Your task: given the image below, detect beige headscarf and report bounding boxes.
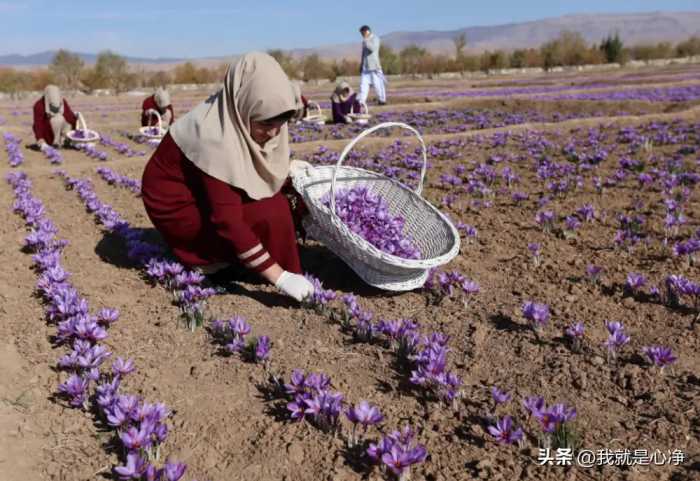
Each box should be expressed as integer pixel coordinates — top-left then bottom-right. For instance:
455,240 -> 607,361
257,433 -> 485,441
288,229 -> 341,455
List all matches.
331,81 -> 354,103
44,85 -> 64,116
154,88 -> 171,109
169,52 -> 300,200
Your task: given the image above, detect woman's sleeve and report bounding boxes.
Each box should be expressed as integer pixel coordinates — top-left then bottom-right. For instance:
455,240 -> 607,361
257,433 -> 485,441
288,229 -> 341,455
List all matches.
33,100 -> 49,142
199,172 -> 275,273
331,100 -> 343,123
63,101 -> 78,129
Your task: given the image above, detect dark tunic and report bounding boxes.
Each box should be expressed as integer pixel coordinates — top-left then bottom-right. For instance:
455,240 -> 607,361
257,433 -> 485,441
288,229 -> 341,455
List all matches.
331,93 -> 361,123
141,95 -> 175,127
32,97 -> 77,145
141,133 -> 302,274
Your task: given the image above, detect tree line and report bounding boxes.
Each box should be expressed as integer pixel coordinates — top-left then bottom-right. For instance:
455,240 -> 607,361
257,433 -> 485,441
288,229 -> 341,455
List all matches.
1,32 -> 699,95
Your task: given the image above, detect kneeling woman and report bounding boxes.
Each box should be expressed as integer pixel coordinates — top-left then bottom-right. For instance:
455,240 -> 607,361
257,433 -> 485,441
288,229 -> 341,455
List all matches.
141,53 -> 314,301
141,87 -> 175,128
33,85 -> 78,148
330,81 -> 361,124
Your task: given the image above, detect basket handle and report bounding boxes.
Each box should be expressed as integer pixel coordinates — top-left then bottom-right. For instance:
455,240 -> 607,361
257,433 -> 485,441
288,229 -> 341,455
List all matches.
329,121 -> 427,221
146,109 -> 162,130
77,112 -> 87,131
307,101 -> 321,117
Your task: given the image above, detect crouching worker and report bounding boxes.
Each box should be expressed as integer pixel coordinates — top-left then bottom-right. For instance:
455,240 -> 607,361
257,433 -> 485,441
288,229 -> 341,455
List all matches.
32,85 -> 78,149
142,87 -> 175,128
330,81 -> 361,124
141,52 -> 315,302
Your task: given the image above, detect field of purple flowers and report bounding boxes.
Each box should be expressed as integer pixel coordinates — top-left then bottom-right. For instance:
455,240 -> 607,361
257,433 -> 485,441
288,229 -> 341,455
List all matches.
0,65 -> 699,481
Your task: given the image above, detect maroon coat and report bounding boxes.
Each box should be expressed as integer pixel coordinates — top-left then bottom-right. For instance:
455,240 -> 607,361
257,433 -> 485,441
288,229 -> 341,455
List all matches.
32,97 -> 77,145
141,133 -> 302,274
141,95 -> 175,127
301,95 -> 309,118
331,93 -> 361,123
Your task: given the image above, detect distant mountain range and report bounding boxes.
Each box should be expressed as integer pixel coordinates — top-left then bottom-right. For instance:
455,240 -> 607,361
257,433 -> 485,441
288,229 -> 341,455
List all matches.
2,11 -> 699,67
0,51 -> 182,67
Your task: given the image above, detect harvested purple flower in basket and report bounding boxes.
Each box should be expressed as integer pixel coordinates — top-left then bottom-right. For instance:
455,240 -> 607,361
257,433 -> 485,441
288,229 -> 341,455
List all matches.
321,186 -> 421,259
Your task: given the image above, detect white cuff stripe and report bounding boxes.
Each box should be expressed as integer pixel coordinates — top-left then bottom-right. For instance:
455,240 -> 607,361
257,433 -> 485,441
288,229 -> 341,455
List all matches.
238,244 -> 263,261
245,252 -> 270,268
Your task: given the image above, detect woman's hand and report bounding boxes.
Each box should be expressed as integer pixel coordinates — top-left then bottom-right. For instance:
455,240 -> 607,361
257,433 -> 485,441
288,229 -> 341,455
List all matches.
274,271 -> 315,302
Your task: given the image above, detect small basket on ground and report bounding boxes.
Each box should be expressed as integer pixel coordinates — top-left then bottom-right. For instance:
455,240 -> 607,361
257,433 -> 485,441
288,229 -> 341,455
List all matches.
139,109 -> 167,140
300,101 -> 326,125
347,101 -> 371,125
66,113 -> 100,146
290,121 -> 460,291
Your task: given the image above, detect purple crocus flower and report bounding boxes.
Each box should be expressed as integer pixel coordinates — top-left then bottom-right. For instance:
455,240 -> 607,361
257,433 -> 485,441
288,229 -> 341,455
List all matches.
604,321 -> 630,360
565,322 -> 585,351
119,425 -> 152,451
535,403 -> 577,433
586,264 -> 603,283
345,400 -> 384,427
535,210 -> 556,231
626,272 -> 647,293
57,374 -> 89,408
487,416 -> 523,445
96,307 -> 120,325
228,316 -> 251,337
381,444 -> 428,477
112,357 -> 136,377
491,386 -> 511,405
255,336 -> 271,361
522,301 -> 550,329
528,243 -> 541,266
163,461 -> 187,481
642,345 -> 677,369
114,453 -> 147,480
522,396 -> 545,418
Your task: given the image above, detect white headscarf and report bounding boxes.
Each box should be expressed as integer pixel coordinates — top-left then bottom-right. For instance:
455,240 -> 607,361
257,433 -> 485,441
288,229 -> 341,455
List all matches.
169,52 -> 301,200
154,88 -> 171,110
331,81 -> 354,103
44,85 -> 64,116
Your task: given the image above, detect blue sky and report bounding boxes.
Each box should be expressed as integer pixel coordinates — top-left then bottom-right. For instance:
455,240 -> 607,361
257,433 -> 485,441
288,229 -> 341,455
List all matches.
2,0 -> 698,57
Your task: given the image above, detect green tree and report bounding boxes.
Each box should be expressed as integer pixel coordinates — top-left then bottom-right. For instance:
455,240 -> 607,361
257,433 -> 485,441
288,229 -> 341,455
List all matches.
510,49 -> 527,68
676,36 -> 700,57
541,30 -> 589,70
399,45 -> 427,74
453,33 -> 467,61
480,50 -> 508,72
600,32 -> 624,63
92,50 -> 130,92
300,54 -> 330,81
0,68 -> 29,96
379,45 -> 400,75
267,49 -> 299,79
50,49 -> 84,89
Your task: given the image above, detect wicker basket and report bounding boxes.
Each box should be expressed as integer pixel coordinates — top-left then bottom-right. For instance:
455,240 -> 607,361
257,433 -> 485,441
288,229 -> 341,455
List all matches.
66,113 -> 100,145
301,101 -> 326,125
291,122 -> 460,291
347,101 -> 370,125
139,109 -> 167,139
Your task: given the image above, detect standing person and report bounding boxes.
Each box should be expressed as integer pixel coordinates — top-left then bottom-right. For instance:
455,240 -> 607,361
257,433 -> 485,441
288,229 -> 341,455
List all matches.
32,85 -> 78,149
141,87 -> 175,128
358,25 -> 386,106
141,52 -> 315,302
330,80 -> 361,124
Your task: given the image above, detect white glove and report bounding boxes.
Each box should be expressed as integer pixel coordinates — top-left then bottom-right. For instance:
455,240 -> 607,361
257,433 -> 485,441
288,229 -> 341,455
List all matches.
344,115 -> 352,124
289,159 -> 314,176
274,271 -> 315,302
